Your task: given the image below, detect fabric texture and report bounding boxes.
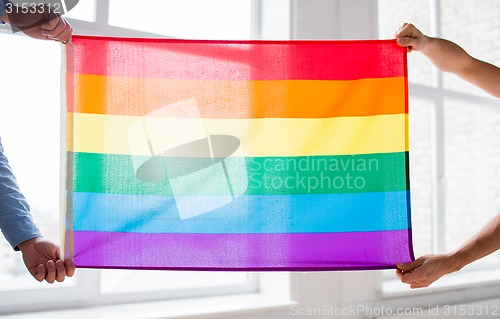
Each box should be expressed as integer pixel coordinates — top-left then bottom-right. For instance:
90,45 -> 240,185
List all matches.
0,137 -> 42,250
64,36 -> 414,270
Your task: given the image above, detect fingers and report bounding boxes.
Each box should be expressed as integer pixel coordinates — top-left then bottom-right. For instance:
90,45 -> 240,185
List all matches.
46,259 -> 72,283
394,22 -> 409,37
394,23 -> 424,52
397,38 -> 415,53
396,258 -> 430,288
48,24 -> 72,43
54,260 -> 76,282
33,264 -> 46,282
394,22 -> 414,38
57,26 -> 73,43
41,17 -> 72,42
22,239 -> 76,284
399,268 -> 420,283
65,259 -> 76,277
403,274 -> 432,289
396,37 -> 412,47
397,262 -> 434,288
396,258 -> 424,272
55,260 -> 67,282
41,15 -> 60,31
33,259 -> 76,284
395,268 -> 404,281
45,260 -> 57,284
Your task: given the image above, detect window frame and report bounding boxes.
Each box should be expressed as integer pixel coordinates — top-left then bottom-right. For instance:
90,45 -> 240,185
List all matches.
407,0 -> 500,255
378,0 -> 500,296
4,0 -> 499,315
0,0 -> 284,314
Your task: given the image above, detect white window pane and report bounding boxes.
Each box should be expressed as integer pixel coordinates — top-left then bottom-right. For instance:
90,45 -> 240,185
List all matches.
377,0 -> 434,86
443,99 -> 500,264
381,99 -> 433,283
441,0 -> 500,97
0,34 -> 75,291
65,0 -> 96,22
408,98 -> 433,258
109,0 -> 252,39
101,270 -> 251,294
104,2 -> 256,297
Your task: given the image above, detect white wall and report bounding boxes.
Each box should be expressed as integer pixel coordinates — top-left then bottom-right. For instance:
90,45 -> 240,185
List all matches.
292,0 -> 377,39
263,2 -> 500,319
276,1 -> 383,317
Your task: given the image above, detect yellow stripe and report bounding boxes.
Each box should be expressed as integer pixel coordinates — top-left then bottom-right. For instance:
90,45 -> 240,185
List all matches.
71,113 -> 408,157
74,74 -> 406,118
66,112 -> 74,152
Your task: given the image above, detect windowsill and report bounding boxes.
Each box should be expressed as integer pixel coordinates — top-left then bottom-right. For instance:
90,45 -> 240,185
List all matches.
381,267 -> 500,298
0,293 -> 296,319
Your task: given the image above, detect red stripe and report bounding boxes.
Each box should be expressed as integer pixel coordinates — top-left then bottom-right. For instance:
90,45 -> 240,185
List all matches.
71,36 -> 406,81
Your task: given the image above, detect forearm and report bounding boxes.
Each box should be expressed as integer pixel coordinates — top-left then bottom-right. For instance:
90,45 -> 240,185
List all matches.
420,37 -> 475,74
449,214 -> 500,270
421,37 -> 500,97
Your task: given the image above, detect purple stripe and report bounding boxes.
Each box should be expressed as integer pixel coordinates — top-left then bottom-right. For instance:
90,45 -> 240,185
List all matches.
73,230 -> 413,271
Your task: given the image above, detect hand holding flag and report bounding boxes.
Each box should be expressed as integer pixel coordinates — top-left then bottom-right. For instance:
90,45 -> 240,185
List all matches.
19,238 -> 75,283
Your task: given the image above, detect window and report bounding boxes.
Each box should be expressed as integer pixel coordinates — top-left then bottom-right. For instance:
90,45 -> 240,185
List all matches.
378,0 -> 500,284
0,0 -> 260,314
64,0 -> 96,22
108,0 -> 252,39
378,0 -> 433,87
0,33 -> 71,292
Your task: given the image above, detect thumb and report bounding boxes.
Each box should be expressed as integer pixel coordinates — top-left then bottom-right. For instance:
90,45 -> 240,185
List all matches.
396,258 -> 424,272
397,37 -> 415,47
396,37 -> 416,48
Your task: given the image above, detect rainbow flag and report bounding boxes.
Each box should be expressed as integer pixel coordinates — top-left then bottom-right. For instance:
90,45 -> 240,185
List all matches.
63,36 -> 414,270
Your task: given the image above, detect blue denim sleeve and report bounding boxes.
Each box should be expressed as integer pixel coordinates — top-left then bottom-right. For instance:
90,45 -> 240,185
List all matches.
0,137 -> 42,250
0,1 -> 6,18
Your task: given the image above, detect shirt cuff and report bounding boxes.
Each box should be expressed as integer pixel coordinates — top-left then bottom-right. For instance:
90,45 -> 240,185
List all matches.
2,216 -> 43,251
0,1 -> 6,23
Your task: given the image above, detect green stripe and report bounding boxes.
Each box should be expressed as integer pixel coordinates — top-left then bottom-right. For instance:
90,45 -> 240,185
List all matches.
73,152 -> 408,196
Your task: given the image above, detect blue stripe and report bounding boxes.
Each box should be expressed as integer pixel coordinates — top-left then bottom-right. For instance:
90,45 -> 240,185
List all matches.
72,191 -> 410,233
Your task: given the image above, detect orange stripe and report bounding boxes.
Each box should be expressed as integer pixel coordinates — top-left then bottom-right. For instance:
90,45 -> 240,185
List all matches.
73,74 -> 406,118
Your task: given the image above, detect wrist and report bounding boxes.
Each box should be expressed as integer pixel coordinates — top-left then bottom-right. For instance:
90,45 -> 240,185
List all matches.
417,35 -> 433,53
17,237 -> 42,252
1,11 -> 9,24
446,250 -> 468,272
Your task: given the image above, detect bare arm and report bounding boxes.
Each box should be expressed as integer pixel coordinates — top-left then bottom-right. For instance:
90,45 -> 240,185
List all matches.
395,23 -> 500,98
450,213 -> 500,269
397,214 -> 500,288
